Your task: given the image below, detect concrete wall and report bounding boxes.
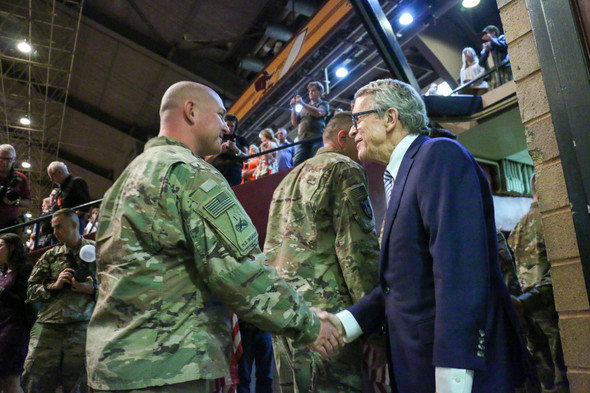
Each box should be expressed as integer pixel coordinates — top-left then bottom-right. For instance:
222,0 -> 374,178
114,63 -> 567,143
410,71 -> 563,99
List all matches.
497,0 -> 590,391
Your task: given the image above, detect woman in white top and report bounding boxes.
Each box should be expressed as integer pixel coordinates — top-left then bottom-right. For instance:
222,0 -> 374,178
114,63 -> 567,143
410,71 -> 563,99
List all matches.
460,47 -> 488,90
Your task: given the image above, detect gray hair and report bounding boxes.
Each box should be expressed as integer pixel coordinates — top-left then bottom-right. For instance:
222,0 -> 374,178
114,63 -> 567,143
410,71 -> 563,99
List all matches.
354,79 -> 429,135
0,144 -> 16,157
47,161 -> 68,174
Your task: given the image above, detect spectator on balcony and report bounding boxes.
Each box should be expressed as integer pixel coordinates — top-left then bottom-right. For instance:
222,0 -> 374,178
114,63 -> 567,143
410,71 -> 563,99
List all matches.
461,47 -> 488,90
290,81 -> 329,166
480,25 -> 512,88
47,161 -> 91,234
242,145 -> 260,183
0,144 -> 32,230
276,128 -> 295,171
256,140 -> 279,179
209,114 -> 249,186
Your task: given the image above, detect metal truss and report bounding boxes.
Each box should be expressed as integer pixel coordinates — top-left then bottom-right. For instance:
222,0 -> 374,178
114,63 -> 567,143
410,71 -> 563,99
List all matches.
0,0 -> 84,213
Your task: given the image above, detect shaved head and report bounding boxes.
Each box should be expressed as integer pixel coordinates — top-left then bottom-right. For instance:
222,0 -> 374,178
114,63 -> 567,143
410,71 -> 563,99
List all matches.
160,81 -> 213,117
158,81 -> 228,156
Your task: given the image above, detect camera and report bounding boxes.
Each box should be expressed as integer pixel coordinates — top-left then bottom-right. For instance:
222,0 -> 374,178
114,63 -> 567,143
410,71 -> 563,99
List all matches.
0,185 -> 19,202
73,265 -> 91,282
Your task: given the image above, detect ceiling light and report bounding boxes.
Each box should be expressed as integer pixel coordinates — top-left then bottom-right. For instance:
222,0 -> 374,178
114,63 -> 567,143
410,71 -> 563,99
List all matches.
335,67 -> 348,78
399,12 -> 413,26
27,228 -> 32,234
17,41 -> 32,53
20,117 -> 31,125
25,213 -> 33,218
21,161 -> 31,169
462,0 -> 480,7
295,104 -> 303,113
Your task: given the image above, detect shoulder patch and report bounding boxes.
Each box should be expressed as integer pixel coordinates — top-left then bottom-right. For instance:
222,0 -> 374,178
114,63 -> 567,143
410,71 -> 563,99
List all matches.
204,190 -> 235,218
349,184 -> 368,200
200,179 -> 217,192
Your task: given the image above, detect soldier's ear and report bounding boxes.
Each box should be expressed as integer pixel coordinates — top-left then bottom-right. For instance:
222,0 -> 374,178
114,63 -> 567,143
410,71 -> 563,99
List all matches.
183,101 -> 195,125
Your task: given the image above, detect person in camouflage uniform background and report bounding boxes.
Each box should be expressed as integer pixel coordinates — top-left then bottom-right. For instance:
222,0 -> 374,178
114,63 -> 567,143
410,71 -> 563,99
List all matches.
264,111 -> 381,393
508,174 -> 569,393
23,208 -> 97,393
86,82 -> 341,393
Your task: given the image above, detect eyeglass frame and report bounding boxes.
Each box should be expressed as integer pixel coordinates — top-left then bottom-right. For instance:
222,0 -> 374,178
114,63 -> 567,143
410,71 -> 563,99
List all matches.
351,108 -> 387,130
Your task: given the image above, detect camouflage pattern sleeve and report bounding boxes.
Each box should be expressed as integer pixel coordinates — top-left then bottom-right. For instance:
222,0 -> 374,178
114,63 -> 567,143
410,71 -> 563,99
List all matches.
496,231 -> 522,296
328,163 -> 379,303
27,250 -> 54,302
176,165 -> 320,346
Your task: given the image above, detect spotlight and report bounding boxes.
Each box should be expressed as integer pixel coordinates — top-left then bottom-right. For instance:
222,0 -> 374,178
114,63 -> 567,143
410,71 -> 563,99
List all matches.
335,67 -> 348,78
399,12 -> 413,26
462,0 -> 480,7
26,228 -> 32,234
20,117 -> 31,125
17,41 -> 32,53
21,161 -> 31,168
25,213 -> 33,218
295,104 -> 303,113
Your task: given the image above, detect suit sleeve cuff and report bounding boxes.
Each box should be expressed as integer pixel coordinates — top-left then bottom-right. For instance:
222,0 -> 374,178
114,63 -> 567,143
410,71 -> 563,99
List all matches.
336,310 -> 363,343
435,367 -> 474,393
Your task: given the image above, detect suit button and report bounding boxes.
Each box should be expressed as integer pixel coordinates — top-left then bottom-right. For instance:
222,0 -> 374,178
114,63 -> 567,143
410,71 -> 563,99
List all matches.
383,286 -> 390,294
477,350 -> 485,358
478,344 -> 485,350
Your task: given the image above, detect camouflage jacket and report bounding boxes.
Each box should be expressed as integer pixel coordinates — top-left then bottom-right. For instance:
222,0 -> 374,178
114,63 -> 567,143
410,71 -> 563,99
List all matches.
508,202 -> 555,317
87,136 -> 319,390
264,147 -> 380,313
27,238 -> 96,324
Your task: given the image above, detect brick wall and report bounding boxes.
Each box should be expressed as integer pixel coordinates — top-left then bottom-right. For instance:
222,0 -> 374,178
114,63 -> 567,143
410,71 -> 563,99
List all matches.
497,0 -> 590,391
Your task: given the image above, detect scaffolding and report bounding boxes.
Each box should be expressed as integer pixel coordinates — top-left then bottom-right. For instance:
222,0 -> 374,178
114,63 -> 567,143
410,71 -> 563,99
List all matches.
0,0 -> 84,215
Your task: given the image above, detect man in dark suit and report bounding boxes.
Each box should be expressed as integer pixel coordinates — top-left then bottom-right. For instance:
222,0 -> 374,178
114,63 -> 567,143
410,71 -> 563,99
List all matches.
326,79 -> 529,393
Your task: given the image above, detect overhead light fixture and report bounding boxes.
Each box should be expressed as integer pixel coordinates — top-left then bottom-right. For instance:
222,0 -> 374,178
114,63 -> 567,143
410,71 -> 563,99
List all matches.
26,228 -> 32,234
21,161 -> 31,169
17,41 -> 32,53
399,12 -> 413,26
25,212 -> 33,218
294,104 -> 303,113
335,67 -> 348,78
20,117 -> 31,125
462,0 -> 480,7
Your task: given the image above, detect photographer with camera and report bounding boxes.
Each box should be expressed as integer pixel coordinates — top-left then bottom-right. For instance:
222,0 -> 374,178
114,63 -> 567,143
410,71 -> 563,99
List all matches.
0,144 -> 32,230
23,208 -> 96,393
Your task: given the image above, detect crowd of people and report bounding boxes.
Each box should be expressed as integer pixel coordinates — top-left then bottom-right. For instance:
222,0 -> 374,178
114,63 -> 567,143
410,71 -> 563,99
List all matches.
0,25 -> 568,393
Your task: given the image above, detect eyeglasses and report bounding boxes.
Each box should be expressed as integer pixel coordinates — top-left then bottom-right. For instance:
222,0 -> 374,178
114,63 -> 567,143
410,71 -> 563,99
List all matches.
351,109 -> 383,130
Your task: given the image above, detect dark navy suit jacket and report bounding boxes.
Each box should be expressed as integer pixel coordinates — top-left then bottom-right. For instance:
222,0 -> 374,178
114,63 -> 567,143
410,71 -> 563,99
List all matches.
349,135 -> 527,393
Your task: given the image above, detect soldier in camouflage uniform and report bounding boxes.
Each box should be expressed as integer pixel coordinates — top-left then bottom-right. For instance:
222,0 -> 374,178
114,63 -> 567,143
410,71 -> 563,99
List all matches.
508,174 -> 569,393
23,208 -> 97,393
264,111 -> 380,393
86,82 -> 340,393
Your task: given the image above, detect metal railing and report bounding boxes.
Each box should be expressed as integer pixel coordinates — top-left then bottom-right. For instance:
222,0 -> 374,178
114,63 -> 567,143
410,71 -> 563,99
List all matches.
0,199 -> 103,250
450,59 -> 512,96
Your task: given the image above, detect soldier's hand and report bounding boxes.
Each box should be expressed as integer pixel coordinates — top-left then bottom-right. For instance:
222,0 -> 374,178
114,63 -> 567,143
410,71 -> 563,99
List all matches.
71,275 -> 96,294
307,308 -> 344,358
290,97 -> 297,107
48,268 -> 74,290
294,95 -> 302,104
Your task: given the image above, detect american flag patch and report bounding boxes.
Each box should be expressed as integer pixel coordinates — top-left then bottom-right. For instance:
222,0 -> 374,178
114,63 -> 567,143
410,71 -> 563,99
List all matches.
350,184 -> 368,200
204,191 -> 234,218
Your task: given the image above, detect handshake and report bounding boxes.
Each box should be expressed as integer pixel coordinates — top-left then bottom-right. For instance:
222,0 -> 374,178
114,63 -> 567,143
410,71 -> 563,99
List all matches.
307,308 -> 345,358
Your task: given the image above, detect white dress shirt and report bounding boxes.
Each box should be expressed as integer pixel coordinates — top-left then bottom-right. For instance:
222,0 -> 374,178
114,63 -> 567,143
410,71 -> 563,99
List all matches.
336,133 -> 474,393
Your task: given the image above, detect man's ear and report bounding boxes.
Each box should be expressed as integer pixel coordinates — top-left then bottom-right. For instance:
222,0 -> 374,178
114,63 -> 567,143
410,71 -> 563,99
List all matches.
337,129 -> 348,147
183,100 -> 195,125
384,107 -> 399,133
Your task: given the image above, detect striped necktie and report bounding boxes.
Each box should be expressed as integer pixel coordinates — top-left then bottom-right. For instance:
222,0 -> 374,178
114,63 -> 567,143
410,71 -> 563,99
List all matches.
383,169 -> 393,206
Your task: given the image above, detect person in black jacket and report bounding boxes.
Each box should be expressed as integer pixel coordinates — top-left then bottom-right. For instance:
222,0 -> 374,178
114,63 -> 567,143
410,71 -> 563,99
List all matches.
0,233 -> 34,393
47,161 -> 91,234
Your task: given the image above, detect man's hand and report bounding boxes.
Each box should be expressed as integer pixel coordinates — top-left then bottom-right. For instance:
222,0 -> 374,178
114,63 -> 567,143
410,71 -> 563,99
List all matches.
71,275 -> 96,294
47,268 -> 74,290
307,308 -> 344,358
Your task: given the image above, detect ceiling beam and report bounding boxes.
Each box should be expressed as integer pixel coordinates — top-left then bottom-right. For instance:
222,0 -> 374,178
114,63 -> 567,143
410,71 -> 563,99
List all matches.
58,149 -> 114,181
80,3 -> 246,100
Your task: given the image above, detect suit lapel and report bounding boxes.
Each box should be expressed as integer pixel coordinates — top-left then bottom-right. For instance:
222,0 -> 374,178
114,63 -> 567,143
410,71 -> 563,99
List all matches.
381,135 -> 429,252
